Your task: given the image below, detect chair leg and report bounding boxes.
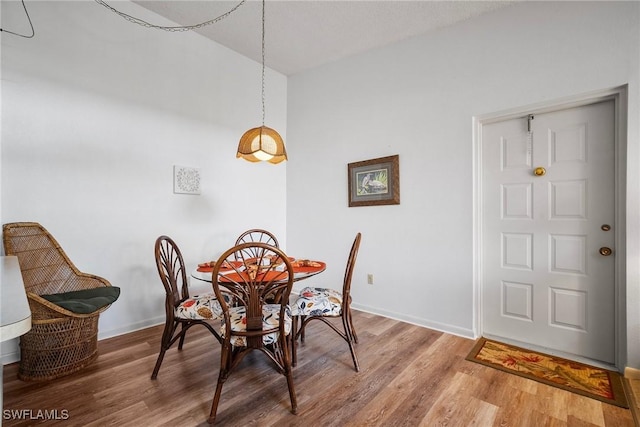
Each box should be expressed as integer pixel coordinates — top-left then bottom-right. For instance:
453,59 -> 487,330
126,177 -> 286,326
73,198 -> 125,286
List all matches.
291,316 -> 298,367
346,338 -> 360,372
285,365 -> 298,414
177,323 -> 187,350
151,320 -> 178,379
342,311 -> 359,372
150,348 -> 167,380
280,335 -> 297,414
208,344 -> 232,424
208,375 -> 226,424
207,372 -> 225,424
348,309 -> 358,344
299,315 -> 307,343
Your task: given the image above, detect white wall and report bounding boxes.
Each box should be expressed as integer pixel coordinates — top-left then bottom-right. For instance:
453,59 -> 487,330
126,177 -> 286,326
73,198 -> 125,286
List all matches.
2,0 -> 639,372
0,1 -> 288,362
286,1 -> 640,367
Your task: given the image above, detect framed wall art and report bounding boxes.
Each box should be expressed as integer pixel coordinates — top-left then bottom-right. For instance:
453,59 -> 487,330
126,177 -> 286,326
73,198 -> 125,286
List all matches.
173,165 -> 201,195
348,155 -> 400,207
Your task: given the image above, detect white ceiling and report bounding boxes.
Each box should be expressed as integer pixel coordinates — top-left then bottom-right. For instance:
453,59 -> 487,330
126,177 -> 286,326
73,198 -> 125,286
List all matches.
131,0 -> 516,75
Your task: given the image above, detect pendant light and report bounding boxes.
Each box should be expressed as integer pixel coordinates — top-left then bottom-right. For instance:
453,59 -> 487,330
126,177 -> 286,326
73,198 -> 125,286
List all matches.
236,0 -> 287,164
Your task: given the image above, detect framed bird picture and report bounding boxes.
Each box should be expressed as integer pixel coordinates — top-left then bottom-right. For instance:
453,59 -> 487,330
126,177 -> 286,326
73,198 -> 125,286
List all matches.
348,155 -> 400,207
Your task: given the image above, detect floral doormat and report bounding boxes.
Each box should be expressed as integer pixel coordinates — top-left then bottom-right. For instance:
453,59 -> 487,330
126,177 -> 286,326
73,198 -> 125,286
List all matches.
466,337 -> 628,408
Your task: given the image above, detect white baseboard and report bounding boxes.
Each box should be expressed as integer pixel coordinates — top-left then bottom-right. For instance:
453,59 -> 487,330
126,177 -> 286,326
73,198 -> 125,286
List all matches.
97,316 -> 165,341
350,302 -> 475,339
1,347 -> 20,366
625,366 -> 640,379
3,304 -> 475,366
289,290 -> 475,339
2,316 -> 166,366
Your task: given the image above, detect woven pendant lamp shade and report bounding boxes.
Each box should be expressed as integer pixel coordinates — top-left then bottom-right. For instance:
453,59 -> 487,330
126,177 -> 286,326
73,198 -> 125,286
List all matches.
237,126 -> 288,164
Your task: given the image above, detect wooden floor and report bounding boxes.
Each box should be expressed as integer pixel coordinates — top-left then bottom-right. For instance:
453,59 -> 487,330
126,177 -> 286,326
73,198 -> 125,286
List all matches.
2,310 -> 636,426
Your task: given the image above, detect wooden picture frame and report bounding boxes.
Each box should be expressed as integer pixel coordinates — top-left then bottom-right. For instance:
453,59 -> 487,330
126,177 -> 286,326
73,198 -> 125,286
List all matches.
348,155 -> 400,207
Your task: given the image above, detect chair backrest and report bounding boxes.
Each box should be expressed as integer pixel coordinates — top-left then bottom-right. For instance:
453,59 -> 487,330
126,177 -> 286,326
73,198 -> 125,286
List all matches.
341,232 -> 362,311
3,222 -> 81,295
211,242 -> 294,348
234,229 -> 279,260
154,236 -> 189,312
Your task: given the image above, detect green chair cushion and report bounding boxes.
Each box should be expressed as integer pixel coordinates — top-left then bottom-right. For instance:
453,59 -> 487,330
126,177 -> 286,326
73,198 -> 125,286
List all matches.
41,287 -> 120,314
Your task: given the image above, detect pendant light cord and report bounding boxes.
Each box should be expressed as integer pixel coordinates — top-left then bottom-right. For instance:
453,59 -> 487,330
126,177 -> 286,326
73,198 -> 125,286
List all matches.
0,0 -> 35,38
261,0 -> 266,127
0,1 -> 246,38
95,0 -> 246,32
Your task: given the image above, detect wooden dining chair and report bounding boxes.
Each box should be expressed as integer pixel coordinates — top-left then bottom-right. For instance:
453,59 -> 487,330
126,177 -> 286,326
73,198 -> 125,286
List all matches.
234,229 -> 279,260
151,235 -> 223,379
291,232 -> 362,372
208,242 -> 296,424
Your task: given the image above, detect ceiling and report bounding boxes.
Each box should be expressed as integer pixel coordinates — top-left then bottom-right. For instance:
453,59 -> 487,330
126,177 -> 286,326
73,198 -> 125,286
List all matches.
131,1 -> 517,75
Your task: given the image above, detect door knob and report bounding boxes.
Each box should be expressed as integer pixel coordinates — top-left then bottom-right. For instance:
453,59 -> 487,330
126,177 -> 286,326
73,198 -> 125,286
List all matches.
599,247 -> 613,256
533,167 -> 546,176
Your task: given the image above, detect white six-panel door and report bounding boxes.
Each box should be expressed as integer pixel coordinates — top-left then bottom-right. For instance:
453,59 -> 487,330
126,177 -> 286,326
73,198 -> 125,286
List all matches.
481,100 -> 616,364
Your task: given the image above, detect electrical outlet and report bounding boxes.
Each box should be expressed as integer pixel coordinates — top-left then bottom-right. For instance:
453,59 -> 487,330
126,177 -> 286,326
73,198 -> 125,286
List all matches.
367,274 -> 374,285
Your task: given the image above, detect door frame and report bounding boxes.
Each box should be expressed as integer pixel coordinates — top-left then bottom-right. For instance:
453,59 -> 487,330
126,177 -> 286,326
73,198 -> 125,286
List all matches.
472,85 -> 628,369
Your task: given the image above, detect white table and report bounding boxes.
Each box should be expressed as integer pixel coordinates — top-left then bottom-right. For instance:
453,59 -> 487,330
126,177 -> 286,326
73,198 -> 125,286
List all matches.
1,256 -> 31,342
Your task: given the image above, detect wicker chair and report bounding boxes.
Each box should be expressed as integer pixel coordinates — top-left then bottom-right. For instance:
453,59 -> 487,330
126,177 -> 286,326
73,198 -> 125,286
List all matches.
208,242 -> 296,424
2,222 -> 119,381
151,235 -> 222,379
233,229 -> 279,260
291,232 -> 362,371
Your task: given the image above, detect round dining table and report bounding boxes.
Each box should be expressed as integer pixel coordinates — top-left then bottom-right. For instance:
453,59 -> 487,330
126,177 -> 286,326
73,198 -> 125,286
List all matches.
190,258 -> 326,284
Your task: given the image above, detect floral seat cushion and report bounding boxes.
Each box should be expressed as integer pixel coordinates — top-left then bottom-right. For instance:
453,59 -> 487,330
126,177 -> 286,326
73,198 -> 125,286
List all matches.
223,304 -> 292,346
175,293 -> 223,320
292,287 -> 343,317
